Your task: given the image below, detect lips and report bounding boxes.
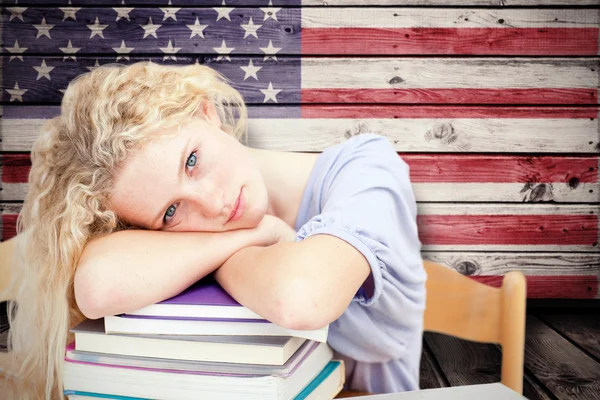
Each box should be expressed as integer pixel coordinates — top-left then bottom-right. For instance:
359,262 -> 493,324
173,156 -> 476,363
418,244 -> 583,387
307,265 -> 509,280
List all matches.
227,188 -> 243,223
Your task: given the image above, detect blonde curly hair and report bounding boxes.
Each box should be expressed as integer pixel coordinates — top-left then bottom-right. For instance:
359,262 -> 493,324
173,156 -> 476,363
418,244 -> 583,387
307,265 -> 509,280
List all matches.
4,61 -> 248,399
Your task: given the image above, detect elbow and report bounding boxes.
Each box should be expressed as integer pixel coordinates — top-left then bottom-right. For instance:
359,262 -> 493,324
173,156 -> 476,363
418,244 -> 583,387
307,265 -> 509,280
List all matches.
269,278 -> 338,331
74,268 -> 103,319
74,257 -> 118,320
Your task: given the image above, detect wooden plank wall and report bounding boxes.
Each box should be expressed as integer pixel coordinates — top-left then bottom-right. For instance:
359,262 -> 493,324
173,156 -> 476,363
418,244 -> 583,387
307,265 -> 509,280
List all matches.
1,1 -> 599,298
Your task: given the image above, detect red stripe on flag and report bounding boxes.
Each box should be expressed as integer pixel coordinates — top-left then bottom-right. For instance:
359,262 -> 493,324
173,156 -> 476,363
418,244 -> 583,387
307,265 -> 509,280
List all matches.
404,155 -> 598,184
300,106 -> 599,119
301,28 -> 599,55
2,214 -> 18,242
417,214 -> 598,246
472,275 -> 599,299
301,88 -> 598,104
2,154 -> 597,185
1,154 -> 31,183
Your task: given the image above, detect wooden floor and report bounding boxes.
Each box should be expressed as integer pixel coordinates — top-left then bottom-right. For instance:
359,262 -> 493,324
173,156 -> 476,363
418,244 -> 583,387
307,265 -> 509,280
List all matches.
1,304 -> 599,399
421,310 -> 600,400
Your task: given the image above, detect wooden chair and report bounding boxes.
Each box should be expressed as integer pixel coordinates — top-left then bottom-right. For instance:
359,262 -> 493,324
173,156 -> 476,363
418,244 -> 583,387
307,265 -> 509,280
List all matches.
339,261 -> 526,398
0,237 -> 17,303
0,237 -> 18,385
423,260 -> 526,394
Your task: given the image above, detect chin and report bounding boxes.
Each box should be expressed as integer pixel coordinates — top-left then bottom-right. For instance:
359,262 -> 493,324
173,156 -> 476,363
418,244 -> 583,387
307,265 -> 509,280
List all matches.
241,206 -> 266,229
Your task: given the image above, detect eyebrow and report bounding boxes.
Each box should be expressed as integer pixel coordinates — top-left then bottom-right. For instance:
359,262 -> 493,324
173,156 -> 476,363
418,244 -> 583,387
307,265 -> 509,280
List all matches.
150,137 -> 191,229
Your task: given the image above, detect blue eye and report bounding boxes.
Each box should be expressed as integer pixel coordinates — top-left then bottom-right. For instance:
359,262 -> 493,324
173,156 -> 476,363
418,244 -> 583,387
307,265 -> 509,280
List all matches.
187,152 -> 197,169
164,204 -> 177,223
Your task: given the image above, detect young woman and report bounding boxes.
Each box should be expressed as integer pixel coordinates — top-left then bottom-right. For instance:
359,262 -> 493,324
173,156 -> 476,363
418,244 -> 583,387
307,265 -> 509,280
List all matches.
6,61 -> 426,399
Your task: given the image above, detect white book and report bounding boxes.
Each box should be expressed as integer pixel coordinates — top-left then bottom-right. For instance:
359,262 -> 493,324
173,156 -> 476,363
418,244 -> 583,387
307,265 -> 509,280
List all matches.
104,315 -> 329,343
72,318 -> 306,366
64,342 -> 335,400
64,360 -> 344,400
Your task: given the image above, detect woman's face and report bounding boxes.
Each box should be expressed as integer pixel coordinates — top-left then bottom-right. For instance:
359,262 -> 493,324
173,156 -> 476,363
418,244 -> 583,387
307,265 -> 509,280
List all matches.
110,109 -> 268,232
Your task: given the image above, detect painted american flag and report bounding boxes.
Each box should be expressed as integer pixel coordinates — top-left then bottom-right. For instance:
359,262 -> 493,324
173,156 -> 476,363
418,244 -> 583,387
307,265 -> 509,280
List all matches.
2,1 -> 599,105
3,1 -> 304,106
1,1 -> 599,299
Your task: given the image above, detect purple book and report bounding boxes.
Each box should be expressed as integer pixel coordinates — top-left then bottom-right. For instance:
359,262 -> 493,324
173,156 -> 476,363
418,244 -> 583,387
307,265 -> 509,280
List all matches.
125,277 -> 262,320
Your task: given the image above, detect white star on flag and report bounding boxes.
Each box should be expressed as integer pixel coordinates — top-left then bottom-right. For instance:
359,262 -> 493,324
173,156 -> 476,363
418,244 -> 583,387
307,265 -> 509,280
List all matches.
241,17 -> 261,39
7,7 -> 27,22
88,16 -> 109,39
261,1 -> 281,22
214,0 -> 234,22
187,18 -> 209,39
59,40 -> 81,61
33,59 -> 55,81
87,59 -> 102,71
34,17 -> 55,39
59,3 -> 80,21
160,7 -> 180,22
114,7 -> 134,22
260,40 -> 281,61
160,40 -> 181,61
213,40 -> 235,61
260,82 -> 281,103
141,17 -> 161,39
6,40 -> 28,62
6,83 -> 28,102
240,59 -> 262,81
113,40 -> 135,61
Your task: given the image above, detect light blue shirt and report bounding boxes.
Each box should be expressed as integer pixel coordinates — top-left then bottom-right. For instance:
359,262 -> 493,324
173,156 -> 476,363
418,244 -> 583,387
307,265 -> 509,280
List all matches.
294,134 -> 427,394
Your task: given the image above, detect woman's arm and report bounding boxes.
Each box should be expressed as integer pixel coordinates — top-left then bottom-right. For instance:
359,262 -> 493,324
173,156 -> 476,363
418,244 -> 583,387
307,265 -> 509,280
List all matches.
214,234 -> 370,331
74,216 -> 288,319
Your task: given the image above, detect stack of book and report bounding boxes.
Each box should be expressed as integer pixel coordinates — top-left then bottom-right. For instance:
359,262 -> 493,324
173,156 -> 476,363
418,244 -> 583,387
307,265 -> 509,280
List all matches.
63,277 -> 345,399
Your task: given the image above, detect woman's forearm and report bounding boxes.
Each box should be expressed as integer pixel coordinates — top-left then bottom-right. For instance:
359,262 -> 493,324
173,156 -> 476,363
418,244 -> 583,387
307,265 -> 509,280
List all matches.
74,227 -> 264,319
215,235 -> 370,331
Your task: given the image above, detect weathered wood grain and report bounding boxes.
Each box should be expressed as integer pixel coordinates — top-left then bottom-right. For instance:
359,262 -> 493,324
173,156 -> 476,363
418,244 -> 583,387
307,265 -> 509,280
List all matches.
3,57 -> 598,105
3,0 -> 599,5
423,252 -> 600,277
525,315 -> 600,400
301,8 -> 598,55
3,153 -> 597,202
472,276 -> 598,299
426,322 -> 598,399
300,58 -> 599,104
1,202 -> 598,252
417,204 -> 599,252
538,314 -> 600,361
300,57 -> 599,90
425,251 -> 600,299
2,105 -> 599,153
301,8 -> 598,28
419,341 -> 449,390
3,7 -> 596,56
304,0 -> 599,4
424,331 -> 558,399
1,202 -> 596,297
522,372 -> 554,400
1,8 -> 301,55
423,332 -> 503,386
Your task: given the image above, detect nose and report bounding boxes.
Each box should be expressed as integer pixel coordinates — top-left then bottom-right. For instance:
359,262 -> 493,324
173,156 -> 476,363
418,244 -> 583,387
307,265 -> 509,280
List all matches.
185,180 -> 224,219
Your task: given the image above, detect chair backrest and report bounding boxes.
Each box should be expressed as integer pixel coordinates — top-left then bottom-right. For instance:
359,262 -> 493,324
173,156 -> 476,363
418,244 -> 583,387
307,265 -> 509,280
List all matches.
0,238 -> 17,303
423,261 -> 526,394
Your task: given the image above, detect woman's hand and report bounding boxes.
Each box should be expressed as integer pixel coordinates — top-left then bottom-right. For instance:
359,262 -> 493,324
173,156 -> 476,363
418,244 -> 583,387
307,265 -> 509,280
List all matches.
255,215 -> 297,246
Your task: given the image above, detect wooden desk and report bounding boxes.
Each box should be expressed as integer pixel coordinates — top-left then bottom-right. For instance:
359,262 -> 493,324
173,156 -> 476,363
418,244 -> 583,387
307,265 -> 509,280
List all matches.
339,383 -> 526,399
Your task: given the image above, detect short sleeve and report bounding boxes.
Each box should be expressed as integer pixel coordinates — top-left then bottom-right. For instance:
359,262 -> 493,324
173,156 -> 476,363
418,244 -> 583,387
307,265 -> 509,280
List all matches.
295,134 -> 426,363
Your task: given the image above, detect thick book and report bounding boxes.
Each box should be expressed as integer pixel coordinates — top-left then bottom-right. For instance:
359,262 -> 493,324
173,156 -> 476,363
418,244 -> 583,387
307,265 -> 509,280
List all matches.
64,360 -> 344,400
72,318 -> 305,366
66,339 -> 313,376
126,278 -> 262,320
104,315 -> 328,343
63,342 -> 336,400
